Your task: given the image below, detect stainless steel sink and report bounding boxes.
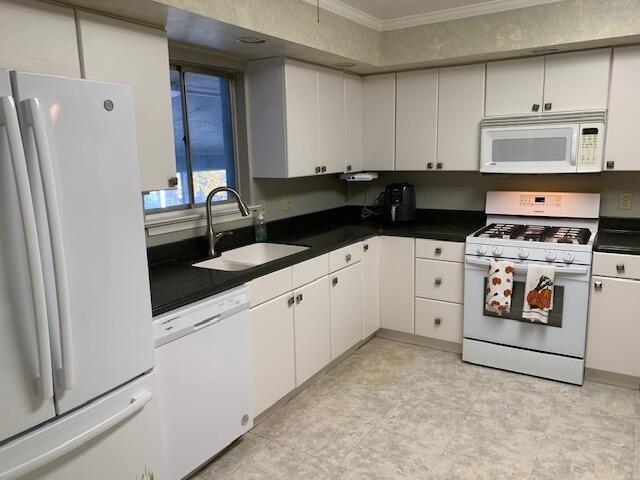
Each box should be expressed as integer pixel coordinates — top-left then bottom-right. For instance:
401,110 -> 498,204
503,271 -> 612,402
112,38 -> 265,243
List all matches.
193,243 -> 309,271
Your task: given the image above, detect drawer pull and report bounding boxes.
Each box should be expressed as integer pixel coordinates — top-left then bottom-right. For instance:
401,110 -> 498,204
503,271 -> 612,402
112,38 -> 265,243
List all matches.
346,254 -> 352,262
616,264 -> 625,273
594,281 -> 602,290
434,277 -> 442,286
287,296 -> 295,307
295,294 -> 303,304
363,244 -> 369,252
434,247 -> 442,256
332,277 -> 338,287
434,317 -> 442,326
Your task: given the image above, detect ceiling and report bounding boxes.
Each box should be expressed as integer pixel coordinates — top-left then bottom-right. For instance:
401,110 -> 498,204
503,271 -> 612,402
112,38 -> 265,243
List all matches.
307,0 -> 564,30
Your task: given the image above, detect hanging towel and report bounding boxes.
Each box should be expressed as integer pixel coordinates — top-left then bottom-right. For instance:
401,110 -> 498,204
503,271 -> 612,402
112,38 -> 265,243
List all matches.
522,264 -> 555,324
485,259 -> 515,315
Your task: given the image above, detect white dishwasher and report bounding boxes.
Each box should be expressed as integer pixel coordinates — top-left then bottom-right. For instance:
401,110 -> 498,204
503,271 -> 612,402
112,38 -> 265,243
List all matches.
153,285 -> 252,480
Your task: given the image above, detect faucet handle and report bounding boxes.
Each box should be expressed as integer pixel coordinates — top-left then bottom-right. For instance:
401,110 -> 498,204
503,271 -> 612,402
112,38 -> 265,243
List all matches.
215,231 -> 233,240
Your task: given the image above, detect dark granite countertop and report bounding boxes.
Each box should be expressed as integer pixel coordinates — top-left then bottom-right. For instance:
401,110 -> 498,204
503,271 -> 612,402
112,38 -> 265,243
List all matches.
148,207 -> 485,317
594,217 -> 640,256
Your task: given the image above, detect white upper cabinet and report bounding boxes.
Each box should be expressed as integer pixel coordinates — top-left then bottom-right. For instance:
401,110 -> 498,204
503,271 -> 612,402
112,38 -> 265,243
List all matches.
363,73 -> 395,171
603,46 -> 640,171
344,74 -> 363,173
437,63 -> 485,171
77,11 -> 176,192
318,68 -> 345,174
395,69 -> 438,171
485,56 -> 544,116
543,49 -> 611,113
0,0 -> 80,77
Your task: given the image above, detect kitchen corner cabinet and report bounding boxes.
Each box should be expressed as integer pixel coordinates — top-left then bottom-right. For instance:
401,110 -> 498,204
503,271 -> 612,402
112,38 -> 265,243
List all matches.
0,0 -> 80,77
363,73 -> 395,171
362,238 -> 381,337
249,292 -> 296,416
603,45 -> 640,171
330,263 -> 364,359
344,74 -> 363,173
436,64 -> 484,171
395,69 -> 438,171
76,11 -> 176,192
380,236 -> 415,333
485,49 -> 611,117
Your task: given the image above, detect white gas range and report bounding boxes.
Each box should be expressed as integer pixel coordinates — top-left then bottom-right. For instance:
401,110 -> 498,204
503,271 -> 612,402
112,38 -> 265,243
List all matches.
463,191 -> 601,385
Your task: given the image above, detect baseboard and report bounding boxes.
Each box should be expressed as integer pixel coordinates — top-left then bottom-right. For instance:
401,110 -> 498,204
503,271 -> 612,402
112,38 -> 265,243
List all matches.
376,329 -> 462,354
585,367 -> 640,390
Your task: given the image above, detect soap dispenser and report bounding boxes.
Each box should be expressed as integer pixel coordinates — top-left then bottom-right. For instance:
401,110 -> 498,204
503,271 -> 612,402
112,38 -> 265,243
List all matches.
254,210 -> 267,242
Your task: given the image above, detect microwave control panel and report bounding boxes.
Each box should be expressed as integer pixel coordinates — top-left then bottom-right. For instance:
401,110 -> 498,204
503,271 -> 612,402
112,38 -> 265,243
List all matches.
577,124 -> 603,168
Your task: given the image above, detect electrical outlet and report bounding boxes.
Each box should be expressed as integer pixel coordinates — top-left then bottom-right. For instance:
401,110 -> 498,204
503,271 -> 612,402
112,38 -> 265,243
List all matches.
281,197 -> 293,211
620,192 -> 633,210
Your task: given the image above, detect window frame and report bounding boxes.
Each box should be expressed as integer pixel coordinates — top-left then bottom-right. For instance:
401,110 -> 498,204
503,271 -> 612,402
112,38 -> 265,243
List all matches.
143,62 -> 241,215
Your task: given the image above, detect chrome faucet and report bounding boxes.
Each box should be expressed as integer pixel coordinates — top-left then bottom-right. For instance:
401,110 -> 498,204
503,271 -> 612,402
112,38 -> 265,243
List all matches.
206,187 -> 251,258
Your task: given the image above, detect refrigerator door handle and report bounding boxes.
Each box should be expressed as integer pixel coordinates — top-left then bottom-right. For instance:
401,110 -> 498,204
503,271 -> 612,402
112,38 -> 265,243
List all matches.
0,390 -> 152,480
23,97 -> 75,390
0,96 -> 53,400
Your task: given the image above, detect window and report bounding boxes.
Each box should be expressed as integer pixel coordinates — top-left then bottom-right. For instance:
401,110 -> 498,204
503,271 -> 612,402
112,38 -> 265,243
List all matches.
143,66 -> 237,212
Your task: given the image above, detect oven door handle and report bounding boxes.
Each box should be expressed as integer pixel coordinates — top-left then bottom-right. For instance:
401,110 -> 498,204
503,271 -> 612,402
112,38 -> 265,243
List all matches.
465,257 -> 589,276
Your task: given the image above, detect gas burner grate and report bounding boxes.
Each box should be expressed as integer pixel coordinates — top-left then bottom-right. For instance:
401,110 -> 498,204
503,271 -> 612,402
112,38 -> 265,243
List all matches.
475,224 -> 591,244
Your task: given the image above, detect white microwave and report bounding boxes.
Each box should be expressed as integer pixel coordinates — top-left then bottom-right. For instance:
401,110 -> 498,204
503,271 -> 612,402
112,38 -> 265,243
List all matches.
480,112 -> 606,174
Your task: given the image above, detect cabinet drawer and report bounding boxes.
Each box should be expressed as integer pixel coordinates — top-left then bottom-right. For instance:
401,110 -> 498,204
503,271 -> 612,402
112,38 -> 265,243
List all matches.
292,254 -> 329,288
247,267 -> 293,306
415,239 -> 464,262
593,252 -> 640,280
415,259 -> 464,303
329,242 -> 362,272
415,298 -> 463,344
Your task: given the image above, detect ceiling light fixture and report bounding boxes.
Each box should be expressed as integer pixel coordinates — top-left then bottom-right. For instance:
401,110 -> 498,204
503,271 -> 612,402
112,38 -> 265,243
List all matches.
530,47 -> 559,54
236,36 -> 267,44
334,62 -> 357,68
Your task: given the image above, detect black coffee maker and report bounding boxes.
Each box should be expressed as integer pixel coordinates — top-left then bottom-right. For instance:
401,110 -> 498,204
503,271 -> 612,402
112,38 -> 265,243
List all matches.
382,183 -> 416,223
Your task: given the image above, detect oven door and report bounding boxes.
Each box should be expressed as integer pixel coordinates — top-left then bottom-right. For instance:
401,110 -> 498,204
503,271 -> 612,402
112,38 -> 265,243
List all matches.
463,256 -> 590,357
480,123 -> 579,174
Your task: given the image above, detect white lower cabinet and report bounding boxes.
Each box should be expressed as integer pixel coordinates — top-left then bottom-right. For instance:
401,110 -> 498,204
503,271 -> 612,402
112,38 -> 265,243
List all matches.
330,263 -> 364,359
380,236 -> 415,333
362,237 -> 381,337
586,275 -> 640,378
293,277 -> 331,386
249,293 -> 295,416
415,298 -> 463,343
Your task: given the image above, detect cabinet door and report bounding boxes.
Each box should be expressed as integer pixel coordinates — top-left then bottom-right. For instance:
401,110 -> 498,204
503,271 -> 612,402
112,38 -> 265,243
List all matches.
344,74 -> 363,173
0,0 -> 80,77
362,237 -> 381,337
604,46 -> 640,171
294,277 -> 331,386
543,49 -> 611,113
485,57 -> 544,116
318,69 -> 345,174
285,61 -> 319,177
77,11 -> 176,192
330,263 -> 363,359
379,236 -> 415,333
363,73 -> 395,171
586,276 -> 640,377
396,69 -> 438,171
250,293 -> 295,415
437,64 -> 484,171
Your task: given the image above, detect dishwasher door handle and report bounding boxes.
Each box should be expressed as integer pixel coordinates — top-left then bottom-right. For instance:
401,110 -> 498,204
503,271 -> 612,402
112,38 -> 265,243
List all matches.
193,315 -> 222,330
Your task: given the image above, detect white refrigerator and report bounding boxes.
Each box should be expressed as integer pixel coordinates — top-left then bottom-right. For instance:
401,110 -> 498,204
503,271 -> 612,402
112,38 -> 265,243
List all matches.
0,70 -> 163,479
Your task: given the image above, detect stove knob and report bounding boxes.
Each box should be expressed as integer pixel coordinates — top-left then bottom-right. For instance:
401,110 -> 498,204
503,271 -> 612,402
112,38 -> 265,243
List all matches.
492,246 -> 503,257
518,248 -> 529,259
476,245 -> 487,256
545,250 -> 557,261
563,252 -> 575,264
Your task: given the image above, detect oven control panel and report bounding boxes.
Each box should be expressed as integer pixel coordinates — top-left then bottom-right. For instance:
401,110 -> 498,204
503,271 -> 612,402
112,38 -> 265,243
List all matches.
486,191 -> 601,218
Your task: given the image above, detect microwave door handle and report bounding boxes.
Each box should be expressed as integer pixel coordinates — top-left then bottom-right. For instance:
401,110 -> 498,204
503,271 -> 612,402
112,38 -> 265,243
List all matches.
570,128 -> 579,167
0,97 -> 54,400
23,98 -> 75,390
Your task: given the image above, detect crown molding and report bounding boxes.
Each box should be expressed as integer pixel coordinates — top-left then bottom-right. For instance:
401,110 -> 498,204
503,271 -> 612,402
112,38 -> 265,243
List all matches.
302,0 -> 564,32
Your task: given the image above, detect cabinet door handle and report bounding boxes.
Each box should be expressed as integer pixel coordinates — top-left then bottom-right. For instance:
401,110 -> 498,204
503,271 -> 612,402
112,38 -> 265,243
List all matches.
363,244 -> 369,252
434,247 -> 442,256
427,162 -> 433,170
594,281 -> 602,290
532,103 -> 540,112
544,102 -> 552,111
436,162 -> 443,170
434,317 -> 442,326
321,166 -> 327,173
345,254 -> 352,262
346,165 -> 352,172
288,296 -> 295,307
332,277 -> 338,287
295,294 -> 303,304
315,166 -> 321,174
616,264 -> 625,273
434,277 -> 442,286
606,161 -> 615,170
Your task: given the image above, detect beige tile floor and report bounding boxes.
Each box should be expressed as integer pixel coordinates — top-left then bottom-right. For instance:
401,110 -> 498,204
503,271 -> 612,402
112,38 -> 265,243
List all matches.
193,337 -> 640,480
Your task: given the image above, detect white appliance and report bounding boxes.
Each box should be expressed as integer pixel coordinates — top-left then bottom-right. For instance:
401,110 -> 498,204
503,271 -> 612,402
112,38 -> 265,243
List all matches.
480,112 -> 605,174
0,70 -> 162,479
153,286 -> 253,480
463,191 -> 601,385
